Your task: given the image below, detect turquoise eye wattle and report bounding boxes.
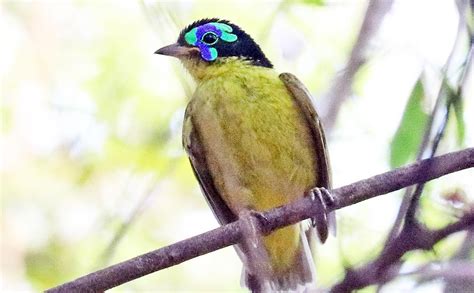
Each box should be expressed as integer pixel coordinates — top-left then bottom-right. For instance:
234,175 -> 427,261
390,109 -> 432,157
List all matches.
183,22 -> 238,61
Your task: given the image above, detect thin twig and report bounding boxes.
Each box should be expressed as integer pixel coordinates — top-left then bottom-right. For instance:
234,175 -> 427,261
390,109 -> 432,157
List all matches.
404,103 -> 451,226
403,12 -> 471,226
386,4 -> 473,240
98,180 -> 158,266
46,148 -> 474,292
330,213 -> 474,293
443,230 -> 474,292
337,4 -> 474,290
402,260 -> 474,281
322,0 -> 394,131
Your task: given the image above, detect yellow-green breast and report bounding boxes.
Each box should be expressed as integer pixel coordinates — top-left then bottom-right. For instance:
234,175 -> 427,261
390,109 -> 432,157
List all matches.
185,59 -> 318,275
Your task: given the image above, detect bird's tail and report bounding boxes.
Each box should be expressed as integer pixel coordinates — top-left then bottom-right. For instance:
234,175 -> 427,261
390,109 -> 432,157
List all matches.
240,224 -> 316,292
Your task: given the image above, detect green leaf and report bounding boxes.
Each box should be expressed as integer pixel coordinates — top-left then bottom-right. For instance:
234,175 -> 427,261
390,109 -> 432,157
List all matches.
390,79 -> 429,168
445,81 -> 465,146
453,99 -> 465,145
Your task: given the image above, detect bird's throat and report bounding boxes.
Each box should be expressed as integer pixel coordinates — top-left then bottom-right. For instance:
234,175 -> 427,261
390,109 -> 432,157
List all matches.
180,57 -> 256,82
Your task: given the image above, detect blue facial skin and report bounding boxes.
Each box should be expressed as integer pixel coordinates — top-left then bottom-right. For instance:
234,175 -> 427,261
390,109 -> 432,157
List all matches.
184,22 -> 238,61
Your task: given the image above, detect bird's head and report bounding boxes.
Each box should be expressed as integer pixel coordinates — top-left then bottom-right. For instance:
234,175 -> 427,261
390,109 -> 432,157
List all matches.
155,18 -> 273,79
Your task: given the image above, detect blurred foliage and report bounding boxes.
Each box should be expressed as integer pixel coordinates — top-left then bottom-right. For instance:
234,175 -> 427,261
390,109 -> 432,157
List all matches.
299,0 -> 326,6
390,78 -> 428,168
25,238 -> 77,289
1,0 -> 473,292
447,80 -> 466,146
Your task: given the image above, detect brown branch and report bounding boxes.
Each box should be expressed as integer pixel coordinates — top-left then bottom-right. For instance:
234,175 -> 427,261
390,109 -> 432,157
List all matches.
420,261 -> 474,280
402,260 -> 474,282
387,2 -> 473,241
322,0 -> 394,131
444,231 -> 474,292
98,180 -> 157,267
330,212 -> 474,293
362,12 -> 474,291
46,148 -> 474,292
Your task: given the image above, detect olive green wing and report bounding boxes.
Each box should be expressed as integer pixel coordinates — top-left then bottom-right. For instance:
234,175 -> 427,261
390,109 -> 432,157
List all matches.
280,72 -> 334,243
182,102 -> 237,226
279,72 -> 332,189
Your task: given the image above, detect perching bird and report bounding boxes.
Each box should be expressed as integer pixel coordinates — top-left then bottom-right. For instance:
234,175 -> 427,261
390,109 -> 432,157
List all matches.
155,19 -> 332,291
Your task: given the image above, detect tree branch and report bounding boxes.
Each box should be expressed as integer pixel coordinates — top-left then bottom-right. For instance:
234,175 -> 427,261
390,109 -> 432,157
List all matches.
322,0 -> 394,131
388,2 -> 473,239
46,148 -> 474,292
330,213 -> 474,293
443,230 -> 474,292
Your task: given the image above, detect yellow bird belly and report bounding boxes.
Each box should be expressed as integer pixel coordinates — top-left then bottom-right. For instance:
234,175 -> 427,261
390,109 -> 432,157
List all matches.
190,64 -> 317,276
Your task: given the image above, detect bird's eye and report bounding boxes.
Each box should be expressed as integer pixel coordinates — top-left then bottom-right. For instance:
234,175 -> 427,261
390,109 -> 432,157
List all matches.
201,32 -> 218,45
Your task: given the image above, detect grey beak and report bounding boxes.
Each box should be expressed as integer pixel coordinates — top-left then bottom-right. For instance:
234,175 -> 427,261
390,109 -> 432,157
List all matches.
154,43 -> 199,58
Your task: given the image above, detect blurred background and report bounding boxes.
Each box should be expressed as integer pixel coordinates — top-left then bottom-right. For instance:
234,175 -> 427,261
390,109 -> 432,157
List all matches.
1,0 -> 473,292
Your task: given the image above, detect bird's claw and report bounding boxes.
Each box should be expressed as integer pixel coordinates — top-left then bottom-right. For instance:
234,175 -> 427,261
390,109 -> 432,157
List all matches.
248,210 -> 270,232
307,187 -> 334,243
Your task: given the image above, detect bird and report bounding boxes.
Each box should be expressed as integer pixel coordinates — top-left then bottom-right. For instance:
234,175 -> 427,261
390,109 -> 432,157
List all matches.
155,18 -> 333,292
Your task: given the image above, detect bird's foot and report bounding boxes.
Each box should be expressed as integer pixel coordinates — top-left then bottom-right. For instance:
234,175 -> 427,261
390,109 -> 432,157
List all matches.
239,209 -> 272,281
307,187 -> 334,243
249,210 -> 270,230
